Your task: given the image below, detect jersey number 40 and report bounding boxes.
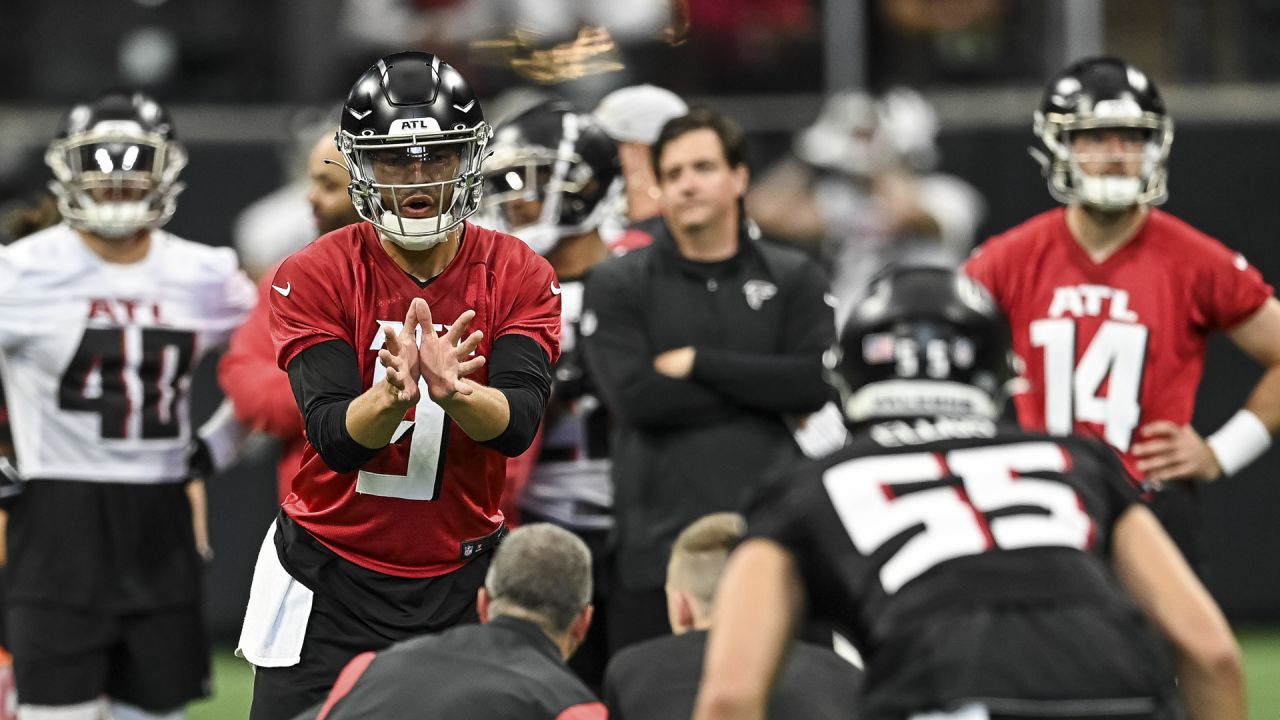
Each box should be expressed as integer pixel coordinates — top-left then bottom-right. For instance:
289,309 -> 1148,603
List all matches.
824,442 -> 1094,594
58,327 -> 197,440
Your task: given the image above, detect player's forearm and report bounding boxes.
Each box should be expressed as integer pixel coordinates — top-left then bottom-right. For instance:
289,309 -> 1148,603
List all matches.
346,382 -> 414,448
1242,363 -> 1280,434
691,349 -> 831,413
1205,365 -> 1280,477
693,540 -> 799,720
435,381 -> 510,443
1175,650 -> 1246,720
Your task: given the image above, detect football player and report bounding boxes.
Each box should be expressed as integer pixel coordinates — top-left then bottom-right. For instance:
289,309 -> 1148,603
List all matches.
2,91 -> 255,720
239,52 -> 561,720
693,266 -> 1245,720
480,101 -> 621,685
963,57 -> 1280,571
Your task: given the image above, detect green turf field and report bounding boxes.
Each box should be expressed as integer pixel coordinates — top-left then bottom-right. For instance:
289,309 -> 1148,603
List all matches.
189,628 -> 1280,719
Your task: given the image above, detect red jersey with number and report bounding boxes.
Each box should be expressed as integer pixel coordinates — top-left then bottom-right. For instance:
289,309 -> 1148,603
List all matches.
964,207 -> 1272,480
269,221 -> 561,577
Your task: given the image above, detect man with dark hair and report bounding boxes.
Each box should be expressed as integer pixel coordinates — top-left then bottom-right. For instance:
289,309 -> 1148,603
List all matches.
694,266 -> 1244,720
603,513 -> 860,719
581,106 -> 834,653
238,51 -> 561,720
300,524 -> 606,720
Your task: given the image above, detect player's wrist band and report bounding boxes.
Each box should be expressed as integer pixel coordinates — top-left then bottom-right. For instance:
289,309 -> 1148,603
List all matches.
1206,409 -> 1272,478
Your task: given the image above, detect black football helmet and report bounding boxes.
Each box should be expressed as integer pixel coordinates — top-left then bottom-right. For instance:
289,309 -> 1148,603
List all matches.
45,90 -> 187,237
480,102 -> 622,255
1034,56 -> 1173,210
338,51 -> 491,249
827,265 -> 1016,424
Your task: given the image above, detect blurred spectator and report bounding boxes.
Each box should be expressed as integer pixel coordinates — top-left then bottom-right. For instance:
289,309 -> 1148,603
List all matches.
593,84 -> 688,229
481,102 -> 623,688
581,107 -> 833,653
748,87 -> 984,323
220,129 -> 359,501
870,0 -> 1046,86
664,0 -> 821,94
232,114 -> 344,280
603,512 -> 861,720
298,524 -> 606,720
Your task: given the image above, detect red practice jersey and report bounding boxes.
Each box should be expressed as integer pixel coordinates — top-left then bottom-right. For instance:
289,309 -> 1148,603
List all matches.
965,207 -> 1272,481
269,222 -> 561,577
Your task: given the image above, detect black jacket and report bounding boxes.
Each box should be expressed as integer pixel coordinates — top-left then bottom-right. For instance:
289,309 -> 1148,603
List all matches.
312,616 -> 605,720
582,220 -> 834,589
603,630 -> 862,720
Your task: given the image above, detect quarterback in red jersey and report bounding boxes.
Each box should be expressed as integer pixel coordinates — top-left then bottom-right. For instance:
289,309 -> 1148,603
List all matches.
239,52 -> 560,720
965,57 -> 1280,571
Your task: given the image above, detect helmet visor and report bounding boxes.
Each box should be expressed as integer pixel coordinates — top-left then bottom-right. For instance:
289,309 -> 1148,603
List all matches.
359,142 -> 472,222
66,140 -> 162,200
481,161 -> 554,234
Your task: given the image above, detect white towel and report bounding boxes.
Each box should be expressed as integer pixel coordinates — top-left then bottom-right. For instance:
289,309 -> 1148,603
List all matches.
236,522 -> 314,668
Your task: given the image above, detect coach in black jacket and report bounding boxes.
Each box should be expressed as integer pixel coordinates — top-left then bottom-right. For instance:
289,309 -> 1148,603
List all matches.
298,524 -> 605,720
582,107 -> 835,652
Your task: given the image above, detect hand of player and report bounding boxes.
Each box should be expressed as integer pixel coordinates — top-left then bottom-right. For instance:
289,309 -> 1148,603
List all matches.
1132,420 -> 1223,485
417,301 -> 486,403
377,299 -> 424,406
654,347 -> 696,379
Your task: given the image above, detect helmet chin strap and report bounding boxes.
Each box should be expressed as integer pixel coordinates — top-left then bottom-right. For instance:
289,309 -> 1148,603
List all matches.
843,380 -> 1001,424
1074,173 -> 1142,211
378,211 -> 454,250
77,200 -> 155,237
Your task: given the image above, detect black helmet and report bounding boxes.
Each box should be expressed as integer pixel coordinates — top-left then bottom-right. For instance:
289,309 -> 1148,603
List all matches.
480,102 -> 622,255
44,90 -> 187,237
827,265 -> 1015,424
1034,56 -> 1173,210
338,51 -> 491,249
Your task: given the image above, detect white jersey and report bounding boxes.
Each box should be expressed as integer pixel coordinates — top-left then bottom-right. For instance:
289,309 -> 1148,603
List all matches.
0,224 -> 255,484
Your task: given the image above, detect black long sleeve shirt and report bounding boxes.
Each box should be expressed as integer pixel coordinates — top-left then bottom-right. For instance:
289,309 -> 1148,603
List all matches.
288,335 -> 551,473
581,219 -> 835,589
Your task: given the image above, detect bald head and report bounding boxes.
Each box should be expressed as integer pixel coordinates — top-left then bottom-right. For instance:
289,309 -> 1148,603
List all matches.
307,130 -> 360,235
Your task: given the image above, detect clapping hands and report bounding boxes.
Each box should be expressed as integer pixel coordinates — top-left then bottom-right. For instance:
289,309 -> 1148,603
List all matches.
378,298 -> 485,407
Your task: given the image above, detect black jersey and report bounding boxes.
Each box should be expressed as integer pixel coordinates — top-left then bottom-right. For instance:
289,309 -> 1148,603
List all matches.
747,417 -> 1177,718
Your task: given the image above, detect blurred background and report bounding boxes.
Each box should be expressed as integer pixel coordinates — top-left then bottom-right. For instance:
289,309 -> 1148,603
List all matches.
3,0 -> 1280,715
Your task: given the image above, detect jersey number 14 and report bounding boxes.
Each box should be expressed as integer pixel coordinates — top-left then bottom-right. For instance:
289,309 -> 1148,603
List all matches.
1030,319 -> 1149,451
